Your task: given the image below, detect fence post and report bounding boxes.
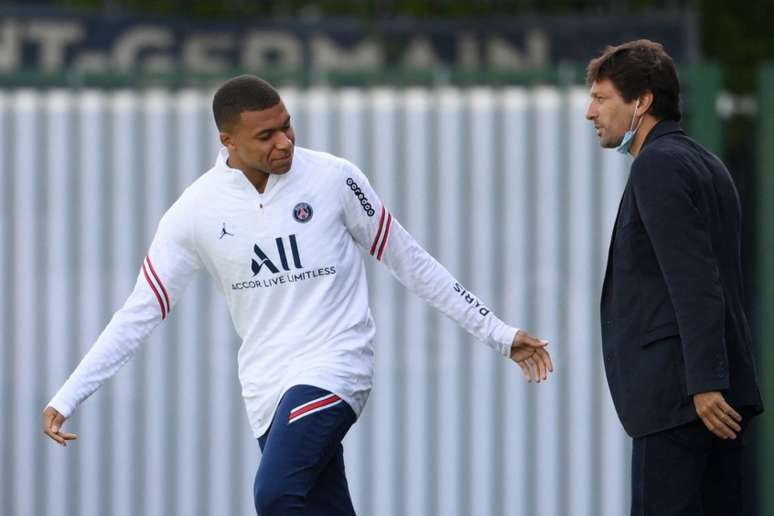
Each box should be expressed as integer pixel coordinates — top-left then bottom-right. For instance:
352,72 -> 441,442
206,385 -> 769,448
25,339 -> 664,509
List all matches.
758,63 -> 774,516
683,63 -> 724,156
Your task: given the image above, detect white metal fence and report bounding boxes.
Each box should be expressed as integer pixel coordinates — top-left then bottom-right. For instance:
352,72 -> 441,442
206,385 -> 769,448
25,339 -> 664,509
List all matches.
0,86 -> 631,516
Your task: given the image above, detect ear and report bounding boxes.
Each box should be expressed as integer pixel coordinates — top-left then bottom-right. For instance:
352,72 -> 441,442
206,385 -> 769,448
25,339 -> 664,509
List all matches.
637,90 -> 655,117
219,131 -> 234,150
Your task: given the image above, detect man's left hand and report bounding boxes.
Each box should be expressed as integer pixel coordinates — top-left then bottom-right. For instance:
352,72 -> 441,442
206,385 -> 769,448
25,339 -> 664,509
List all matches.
693,391 -> 742,440
510,330 -> 554,383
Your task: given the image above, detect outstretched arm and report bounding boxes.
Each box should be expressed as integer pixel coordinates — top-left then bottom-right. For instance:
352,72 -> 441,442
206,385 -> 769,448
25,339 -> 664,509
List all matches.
339,160 -> 553,382
42,192 -> 202,445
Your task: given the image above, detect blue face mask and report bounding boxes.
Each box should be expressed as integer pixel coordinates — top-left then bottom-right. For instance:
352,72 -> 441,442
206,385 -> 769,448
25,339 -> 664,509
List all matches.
616,99 -> 642,155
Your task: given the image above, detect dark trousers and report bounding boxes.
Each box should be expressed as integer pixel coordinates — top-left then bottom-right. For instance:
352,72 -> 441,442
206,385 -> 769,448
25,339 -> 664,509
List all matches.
630,415 -> 753,516
254,384 -> 357,516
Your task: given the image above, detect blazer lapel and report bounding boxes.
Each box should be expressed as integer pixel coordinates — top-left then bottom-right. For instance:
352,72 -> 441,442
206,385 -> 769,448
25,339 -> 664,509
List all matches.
600,179 -> 630,321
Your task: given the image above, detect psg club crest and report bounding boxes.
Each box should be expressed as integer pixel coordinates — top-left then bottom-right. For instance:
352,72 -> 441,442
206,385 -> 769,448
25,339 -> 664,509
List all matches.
293,202 -> 313,223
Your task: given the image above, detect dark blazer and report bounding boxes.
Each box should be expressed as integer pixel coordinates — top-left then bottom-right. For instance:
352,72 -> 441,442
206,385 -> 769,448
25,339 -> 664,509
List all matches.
600,120 -> 763,438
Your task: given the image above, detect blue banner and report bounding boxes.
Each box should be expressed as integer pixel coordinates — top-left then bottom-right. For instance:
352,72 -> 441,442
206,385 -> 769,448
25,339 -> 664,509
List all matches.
0,7 -> 699,75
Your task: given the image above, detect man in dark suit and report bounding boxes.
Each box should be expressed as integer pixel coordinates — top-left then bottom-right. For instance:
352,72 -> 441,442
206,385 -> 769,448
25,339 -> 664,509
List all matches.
586,39 -> 763,515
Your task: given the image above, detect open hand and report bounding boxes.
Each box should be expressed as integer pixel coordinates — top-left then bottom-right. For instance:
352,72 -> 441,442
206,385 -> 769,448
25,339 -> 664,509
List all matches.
43,406 -> 78,447
510,329 -> 554,383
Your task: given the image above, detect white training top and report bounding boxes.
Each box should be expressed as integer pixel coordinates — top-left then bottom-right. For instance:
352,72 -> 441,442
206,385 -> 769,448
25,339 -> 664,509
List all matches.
49,146 -> 518,438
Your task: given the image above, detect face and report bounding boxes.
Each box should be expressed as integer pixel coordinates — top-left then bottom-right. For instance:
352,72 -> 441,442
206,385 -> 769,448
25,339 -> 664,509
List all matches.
585,78 -> 638,148
220,101 -> 296,175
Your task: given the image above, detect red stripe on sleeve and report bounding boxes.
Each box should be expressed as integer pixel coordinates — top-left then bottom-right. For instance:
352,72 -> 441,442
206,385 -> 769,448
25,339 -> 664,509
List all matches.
142,263 -> 166,320
146,256 -> 171,314
377,213 -> 392,261
370,205 -> 386,256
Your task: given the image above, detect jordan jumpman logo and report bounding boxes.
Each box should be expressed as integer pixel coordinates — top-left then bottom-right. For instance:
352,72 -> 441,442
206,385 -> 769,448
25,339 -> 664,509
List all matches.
220,223 -> 234,239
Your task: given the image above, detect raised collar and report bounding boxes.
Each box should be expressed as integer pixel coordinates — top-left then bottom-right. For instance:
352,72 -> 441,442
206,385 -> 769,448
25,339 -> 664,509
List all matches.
640,119 -> 684,151
215,147 -> 245,176
214,147 -> 290,196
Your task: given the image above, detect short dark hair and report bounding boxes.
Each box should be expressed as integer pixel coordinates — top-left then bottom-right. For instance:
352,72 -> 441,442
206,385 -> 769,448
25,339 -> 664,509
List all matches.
586,39 -> 681,122
212,75 -> 281,131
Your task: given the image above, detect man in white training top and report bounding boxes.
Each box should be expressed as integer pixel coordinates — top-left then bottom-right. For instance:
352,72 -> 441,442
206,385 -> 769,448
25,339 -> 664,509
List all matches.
43,75 -> 554,516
